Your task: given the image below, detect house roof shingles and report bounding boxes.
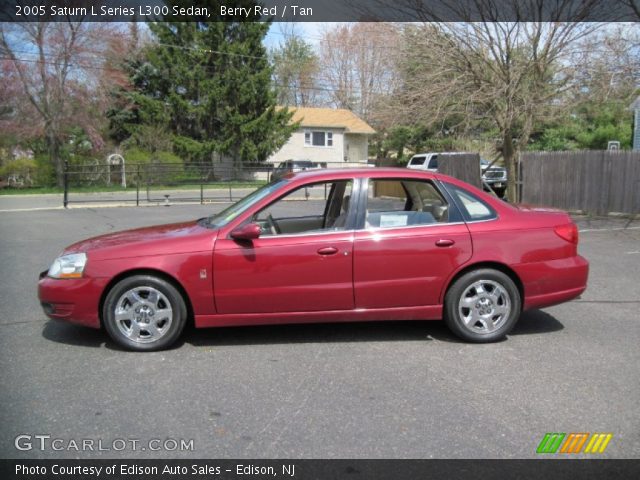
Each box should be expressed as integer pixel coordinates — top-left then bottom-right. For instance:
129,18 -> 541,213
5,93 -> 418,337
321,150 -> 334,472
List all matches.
285,107 -> 376,135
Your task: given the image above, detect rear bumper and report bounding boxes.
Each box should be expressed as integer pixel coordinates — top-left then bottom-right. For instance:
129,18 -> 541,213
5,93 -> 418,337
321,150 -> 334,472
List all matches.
38,270 -> 107,328
514,255 -> 589,310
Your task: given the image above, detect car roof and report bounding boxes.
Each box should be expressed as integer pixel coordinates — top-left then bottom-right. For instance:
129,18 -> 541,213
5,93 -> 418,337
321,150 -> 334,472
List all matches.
284,167 -> 437,182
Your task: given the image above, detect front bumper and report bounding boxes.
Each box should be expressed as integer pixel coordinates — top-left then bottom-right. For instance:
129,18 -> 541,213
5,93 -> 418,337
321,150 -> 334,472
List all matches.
483,179 -> 507,188
38,270 -> 108,328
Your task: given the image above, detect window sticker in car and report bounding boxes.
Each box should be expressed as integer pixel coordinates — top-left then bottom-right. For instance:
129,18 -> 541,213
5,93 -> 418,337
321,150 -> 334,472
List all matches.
380,214 -> 408,228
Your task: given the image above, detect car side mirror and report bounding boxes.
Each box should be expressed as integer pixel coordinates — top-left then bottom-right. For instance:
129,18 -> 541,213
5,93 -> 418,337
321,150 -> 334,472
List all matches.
230,223 -> 262,241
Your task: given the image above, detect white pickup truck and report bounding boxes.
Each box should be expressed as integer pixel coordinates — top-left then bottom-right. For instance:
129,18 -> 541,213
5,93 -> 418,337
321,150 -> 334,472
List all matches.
407,152 -> 507,197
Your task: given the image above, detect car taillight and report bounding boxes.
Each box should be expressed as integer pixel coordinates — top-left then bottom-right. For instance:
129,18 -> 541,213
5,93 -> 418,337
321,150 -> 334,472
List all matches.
554,223 -> 578,244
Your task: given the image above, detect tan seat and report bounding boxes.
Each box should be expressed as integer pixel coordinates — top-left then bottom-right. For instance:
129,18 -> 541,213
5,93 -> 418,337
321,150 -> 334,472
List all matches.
331,195 -> 351,228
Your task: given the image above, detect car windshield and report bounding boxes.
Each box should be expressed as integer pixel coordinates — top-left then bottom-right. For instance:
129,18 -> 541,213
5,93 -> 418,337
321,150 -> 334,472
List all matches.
206,180 -> 287,228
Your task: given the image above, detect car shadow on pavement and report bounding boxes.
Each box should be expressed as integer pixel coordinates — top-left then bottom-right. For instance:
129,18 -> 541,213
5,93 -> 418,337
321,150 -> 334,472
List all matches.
185,320 -> 446,347
41,319 -> 193,351
510,309 -> 565,336
186,309 -> 564,347
42,320 -> 108,348
41,309 -> 564,350
425,309 -> 564,343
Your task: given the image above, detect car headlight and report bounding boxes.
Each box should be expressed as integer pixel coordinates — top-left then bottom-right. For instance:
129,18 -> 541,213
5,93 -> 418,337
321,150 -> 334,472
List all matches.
47,253 -> 87,279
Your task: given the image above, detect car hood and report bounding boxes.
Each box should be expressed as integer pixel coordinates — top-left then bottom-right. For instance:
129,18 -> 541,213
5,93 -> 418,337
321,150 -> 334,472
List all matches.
482,165 -> 506,170
64,220 -> 217,260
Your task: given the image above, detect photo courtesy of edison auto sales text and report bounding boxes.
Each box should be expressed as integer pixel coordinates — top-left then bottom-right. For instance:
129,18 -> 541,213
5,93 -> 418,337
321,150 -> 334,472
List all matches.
16,463 -> 296,476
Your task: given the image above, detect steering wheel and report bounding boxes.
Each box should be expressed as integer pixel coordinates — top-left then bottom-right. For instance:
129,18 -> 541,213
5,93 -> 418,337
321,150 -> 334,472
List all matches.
265,213 -> 280,235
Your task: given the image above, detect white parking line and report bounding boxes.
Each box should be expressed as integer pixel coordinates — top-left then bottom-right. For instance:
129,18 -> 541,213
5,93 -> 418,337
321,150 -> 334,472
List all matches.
579,226 -> 640,233
0,206 -> 64,213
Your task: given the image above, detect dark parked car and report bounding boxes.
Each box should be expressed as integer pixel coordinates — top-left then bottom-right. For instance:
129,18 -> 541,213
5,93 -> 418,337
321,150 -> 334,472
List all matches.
39,168 -> 588,351
480,158 -> 508,197
407,152 -> 508,197
271,159 -> 327,181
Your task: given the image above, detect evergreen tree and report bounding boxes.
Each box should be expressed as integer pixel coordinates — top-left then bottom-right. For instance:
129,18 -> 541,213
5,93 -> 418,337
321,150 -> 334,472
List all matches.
109,1 -> 296,168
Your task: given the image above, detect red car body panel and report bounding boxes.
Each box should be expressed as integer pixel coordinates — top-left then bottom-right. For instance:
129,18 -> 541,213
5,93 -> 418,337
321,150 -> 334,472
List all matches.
38,168 -> 588,332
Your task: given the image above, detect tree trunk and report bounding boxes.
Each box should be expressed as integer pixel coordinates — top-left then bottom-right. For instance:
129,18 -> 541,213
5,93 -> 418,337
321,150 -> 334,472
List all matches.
47,130 -> 64,188
503,132 -> 518,202
233,146 -> 243,181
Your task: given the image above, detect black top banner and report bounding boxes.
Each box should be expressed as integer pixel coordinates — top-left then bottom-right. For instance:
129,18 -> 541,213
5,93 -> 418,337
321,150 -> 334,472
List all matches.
0,0 -> 639,22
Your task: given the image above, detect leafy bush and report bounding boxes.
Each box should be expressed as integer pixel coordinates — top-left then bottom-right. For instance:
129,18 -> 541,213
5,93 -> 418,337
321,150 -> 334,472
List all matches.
33,154 -> 56,186
124,148 -> 184,185
0,158 -> 37,187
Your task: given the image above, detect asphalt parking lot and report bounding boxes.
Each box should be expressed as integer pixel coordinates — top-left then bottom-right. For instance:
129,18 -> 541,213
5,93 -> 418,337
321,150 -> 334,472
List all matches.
0,201 -> 638,459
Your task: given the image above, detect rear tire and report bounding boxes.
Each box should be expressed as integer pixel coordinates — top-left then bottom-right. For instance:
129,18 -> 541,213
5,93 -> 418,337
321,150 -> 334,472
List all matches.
444,269 -> 521,343
103,275 -> 187,351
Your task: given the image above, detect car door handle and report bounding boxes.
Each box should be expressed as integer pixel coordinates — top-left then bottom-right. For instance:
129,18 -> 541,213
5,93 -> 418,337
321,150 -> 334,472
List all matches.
435,239 -> 455,247
317,247 -> 338,255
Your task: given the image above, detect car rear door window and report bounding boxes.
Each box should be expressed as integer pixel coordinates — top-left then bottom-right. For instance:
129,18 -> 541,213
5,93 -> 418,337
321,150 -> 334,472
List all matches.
364,179 -> 450,228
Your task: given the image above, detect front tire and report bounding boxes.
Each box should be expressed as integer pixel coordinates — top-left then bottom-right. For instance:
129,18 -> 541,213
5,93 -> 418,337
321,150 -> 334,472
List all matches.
444,269 -> 521,343
103,275 -> 187,351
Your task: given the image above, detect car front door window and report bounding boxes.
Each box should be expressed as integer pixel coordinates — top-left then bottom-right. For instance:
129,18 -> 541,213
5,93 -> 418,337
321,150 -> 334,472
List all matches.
253,180 -> 353,236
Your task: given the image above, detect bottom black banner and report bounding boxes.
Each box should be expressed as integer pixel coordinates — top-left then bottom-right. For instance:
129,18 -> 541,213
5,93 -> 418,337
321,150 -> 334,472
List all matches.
2,459 -> 640,480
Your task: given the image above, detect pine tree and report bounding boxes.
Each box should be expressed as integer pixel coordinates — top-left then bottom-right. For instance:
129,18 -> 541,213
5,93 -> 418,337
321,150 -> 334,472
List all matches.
109,1 -> 296,169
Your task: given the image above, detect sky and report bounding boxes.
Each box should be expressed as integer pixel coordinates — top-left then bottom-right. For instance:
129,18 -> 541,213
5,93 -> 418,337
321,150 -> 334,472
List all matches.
264,22 -> 340,49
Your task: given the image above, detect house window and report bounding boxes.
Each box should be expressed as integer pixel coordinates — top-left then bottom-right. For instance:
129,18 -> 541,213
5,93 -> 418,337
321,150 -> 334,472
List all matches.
304,130 -> 333,147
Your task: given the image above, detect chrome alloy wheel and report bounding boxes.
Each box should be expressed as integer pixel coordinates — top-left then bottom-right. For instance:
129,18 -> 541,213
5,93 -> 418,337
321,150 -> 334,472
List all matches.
458,279 -> 511,334
114,286 -> 173,344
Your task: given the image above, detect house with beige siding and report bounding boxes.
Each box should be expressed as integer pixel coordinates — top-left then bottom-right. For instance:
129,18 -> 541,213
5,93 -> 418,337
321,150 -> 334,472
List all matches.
268,107 -> 375,166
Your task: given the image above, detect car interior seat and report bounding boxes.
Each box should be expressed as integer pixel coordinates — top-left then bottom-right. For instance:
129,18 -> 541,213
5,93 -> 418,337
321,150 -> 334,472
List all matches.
331,195 -> 350,228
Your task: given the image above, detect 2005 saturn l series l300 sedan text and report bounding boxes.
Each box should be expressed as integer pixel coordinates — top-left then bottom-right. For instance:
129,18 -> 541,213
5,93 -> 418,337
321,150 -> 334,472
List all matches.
38,168 -> 588,351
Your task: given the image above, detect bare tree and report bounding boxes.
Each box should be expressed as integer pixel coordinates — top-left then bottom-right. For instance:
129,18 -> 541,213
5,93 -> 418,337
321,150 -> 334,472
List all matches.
568,25 -> 640,105
381,2 -> 602,200
619,0 -> 640,18
318,23 -> 400,120
270,25 -> 320,107
0,22 -> 115,186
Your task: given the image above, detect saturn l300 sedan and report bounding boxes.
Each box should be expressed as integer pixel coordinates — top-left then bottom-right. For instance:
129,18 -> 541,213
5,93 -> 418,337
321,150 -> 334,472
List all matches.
38,168 -> 588,351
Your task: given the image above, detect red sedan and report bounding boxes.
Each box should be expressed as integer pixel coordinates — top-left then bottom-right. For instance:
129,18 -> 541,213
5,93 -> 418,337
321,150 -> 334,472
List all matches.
39,168 -> 588,351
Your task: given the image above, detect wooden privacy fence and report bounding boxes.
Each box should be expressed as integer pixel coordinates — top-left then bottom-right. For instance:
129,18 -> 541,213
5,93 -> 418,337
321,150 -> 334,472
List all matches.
520,151 -> 640,215
438,153 -> 483,189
